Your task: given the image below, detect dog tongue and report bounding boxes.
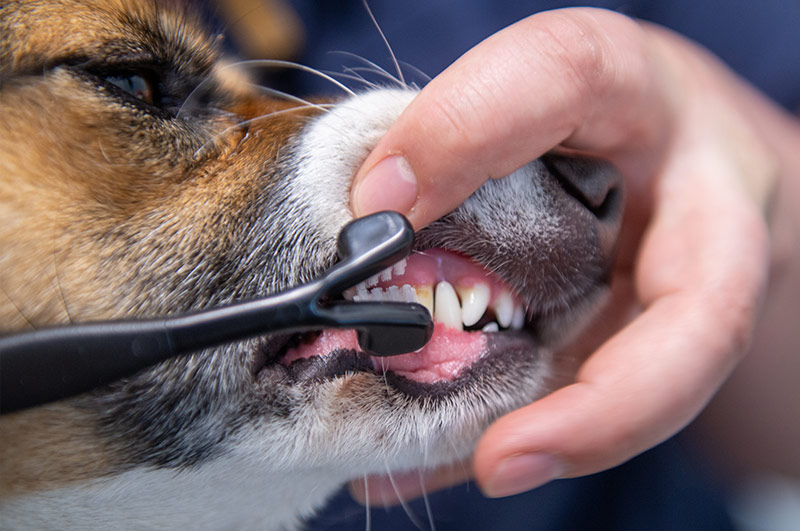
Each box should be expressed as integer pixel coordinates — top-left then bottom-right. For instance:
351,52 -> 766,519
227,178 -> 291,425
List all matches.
282,324 -> 487,384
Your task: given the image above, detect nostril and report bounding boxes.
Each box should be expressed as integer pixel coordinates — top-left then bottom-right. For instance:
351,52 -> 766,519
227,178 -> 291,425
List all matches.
542,154 -> 622,219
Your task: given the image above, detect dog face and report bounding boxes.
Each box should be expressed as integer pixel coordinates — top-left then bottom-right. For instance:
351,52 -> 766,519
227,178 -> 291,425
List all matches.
0,1 -> 623,528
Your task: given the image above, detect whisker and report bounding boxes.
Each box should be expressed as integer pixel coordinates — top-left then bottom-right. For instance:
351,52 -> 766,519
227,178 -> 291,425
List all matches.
419,469 -> 437,531
252,85 -> 327,110
442,433 -> 474,494
361,0 -> 406,86
383,458 -> 426,531
328,51 -> 401,87
399,61 -> 431,85
193,103 -> 334,159
51,226 -> 74,324
363,474 -> 372,531
178,59 -> 355,119
348,66 -> 408,87
0,284 -> 36,330
237,59 -> 357,96
178,65 -> 227,120
379,357 -> 391,394
328,68 -> 380,90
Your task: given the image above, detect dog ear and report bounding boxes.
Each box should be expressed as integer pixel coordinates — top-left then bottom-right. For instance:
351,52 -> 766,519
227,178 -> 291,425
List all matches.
211,0 -> 305,60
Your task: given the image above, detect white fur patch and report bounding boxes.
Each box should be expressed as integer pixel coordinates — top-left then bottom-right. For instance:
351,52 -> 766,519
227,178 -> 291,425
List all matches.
288,88 -> 418,243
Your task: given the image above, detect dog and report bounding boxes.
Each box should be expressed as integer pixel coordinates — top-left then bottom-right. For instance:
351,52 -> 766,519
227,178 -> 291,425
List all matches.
0,1 -> 623,528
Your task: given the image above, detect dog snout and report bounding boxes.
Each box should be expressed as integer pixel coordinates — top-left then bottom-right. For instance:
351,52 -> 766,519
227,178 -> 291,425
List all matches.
542,153 -> 624,260
542,154 -> 622,220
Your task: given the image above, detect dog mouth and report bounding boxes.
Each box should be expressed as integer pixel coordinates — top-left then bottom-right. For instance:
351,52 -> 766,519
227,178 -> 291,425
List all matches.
255,249 -> 541,391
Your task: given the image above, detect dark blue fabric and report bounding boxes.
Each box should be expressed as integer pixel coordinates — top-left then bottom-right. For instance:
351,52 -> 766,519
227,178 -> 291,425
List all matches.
286,0 -> 800,110
306,437 -> 734,530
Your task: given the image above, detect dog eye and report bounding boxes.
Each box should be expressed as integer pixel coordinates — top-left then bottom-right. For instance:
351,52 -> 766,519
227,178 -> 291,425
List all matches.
105,73 -> 155,105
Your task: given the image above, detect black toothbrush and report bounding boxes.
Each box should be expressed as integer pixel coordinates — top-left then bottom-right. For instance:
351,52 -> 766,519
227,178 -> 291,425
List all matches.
0,211 -> 433,414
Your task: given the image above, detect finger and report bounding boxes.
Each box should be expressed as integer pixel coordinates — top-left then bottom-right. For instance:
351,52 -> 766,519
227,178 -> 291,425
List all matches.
348,461 -> 471,506
351,8 -> 675,228
472,113 -> 772,497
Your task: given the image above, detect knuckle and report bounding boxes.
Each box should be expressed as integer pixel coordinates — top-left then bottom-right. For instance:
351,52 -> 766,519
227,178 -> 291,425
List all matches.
525,10 -> 643,103
422,87 -> 498,168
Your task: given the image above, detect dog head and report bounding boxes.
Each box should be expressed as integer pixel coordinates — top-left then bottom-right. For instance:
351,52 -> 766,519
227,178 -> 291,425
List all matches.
0,1 -> 623,528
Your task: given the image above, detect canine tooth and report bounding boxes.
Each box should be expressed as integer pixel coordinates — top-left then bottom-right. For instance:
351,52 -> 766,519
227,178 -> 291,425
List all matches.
482,322 -> 500,333
400,284 -> 417,303
511,305 -> 525,330
456,283 -> 490,327
379,266 -> 393,283
494,291 -> 514,328
434,281 -> 462,331
366,273 -> 381,288
415,285 -> 434,316
392,258 -> 407,277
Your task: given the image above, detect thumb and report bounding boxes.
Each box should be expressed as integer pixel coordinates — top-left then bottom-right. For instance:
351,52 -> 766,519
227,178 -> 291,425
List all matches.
350,9 -> 666,229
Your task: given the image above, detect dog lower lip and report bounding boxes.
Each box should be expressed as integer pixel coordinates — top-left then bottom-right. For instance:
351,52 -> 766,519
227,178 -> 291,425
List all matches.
253,330 -> 539,397
253,317 -> 539,388
280,349 -> 375,382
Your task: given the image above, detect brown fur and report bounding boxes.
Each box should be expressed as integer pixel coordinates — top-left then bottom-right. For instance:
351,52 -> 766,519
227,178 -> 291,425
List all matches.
1,0 -> 316,494
0,406 -> 117,496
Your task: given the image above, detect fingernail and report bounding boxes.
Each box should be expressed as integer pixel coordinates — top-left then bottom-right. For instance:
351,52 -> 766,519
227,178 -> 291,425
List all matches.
482,453 -> 563,498
352,155 -> 418,217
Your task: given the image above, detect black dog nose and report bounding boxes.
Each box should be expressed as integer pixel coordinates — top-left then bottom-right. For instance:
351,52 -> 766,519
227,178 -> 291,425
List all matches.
542,154 -> 622,220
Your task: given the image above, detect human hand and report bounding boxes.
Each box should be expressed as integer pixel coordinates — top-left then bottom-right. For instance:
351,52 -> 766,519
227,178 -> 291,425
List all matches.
349,7 -> 790,501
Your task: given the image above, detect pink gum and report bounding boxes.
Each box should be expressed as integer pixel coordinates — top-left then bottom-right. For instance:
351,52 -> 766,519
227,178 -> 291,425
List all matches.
380,248 -> 517,304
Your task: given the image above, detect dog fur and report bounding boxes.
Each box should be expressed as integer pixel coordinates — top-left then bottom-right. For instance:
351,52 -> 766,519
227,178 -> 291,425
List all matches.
0,1 -> 623,528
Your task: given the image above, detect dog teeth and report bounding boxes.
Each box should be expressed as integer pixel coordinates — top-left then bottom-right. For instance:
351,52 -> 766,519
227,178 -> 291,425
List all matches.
414,285 -> 434,316
434,281 -> 462,331
343,272 -> 526,333
493,290 -> 515,328
456,283 -> 490,327
511,305 -> 526,331
482,322 -> 500,333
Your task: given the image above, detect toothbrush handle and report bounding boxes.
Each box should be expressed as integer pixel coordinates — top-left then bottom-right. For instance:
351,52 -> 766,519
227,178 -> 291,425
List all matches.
0,320 -> 177,414
0,282 -> 327,415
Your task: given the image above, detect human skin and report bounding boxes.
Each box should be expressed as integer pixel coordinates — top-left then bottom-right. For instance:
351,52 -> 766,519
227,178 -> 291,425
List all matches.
348,8 -> 800,501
